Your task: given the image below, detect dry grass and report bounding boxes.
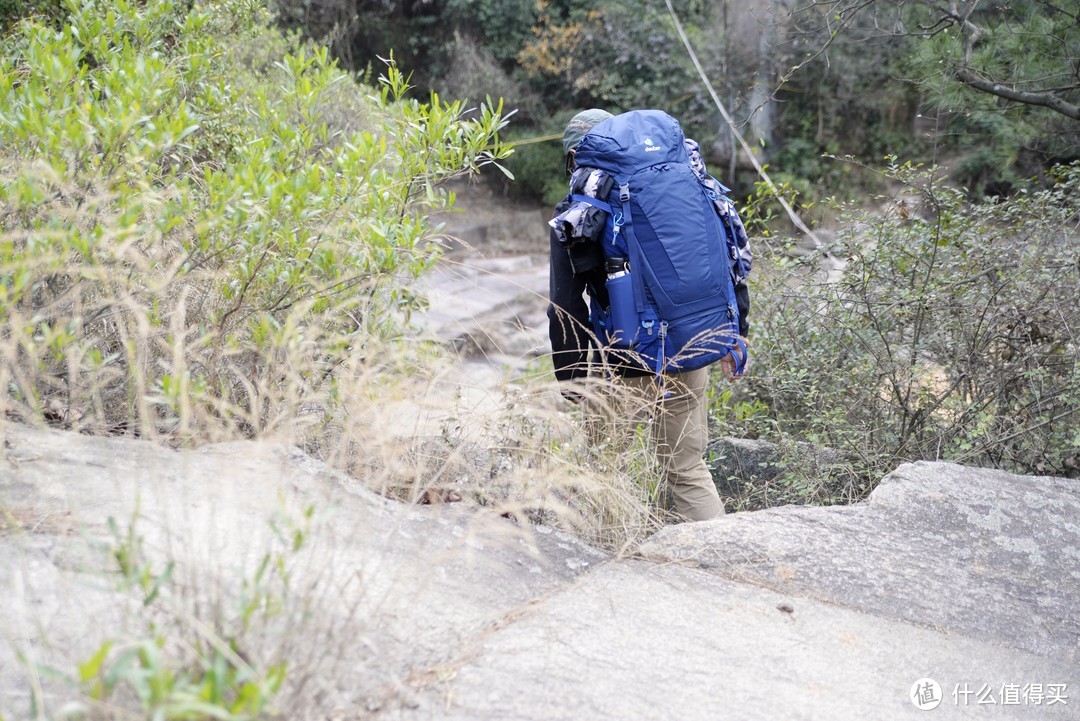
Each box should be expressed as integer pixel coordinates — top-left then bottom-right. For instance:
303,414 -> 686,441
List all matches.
0,6 -> 673,712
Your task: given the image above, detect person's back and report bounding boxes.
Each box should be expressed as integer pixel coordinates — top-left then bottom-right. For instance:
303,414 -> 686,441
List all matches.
547,108 -> 750,522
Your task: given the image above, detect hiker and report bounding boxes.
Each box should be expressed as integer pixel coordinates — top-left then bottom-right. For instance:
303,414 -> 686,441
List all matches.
547,108 -> 750,522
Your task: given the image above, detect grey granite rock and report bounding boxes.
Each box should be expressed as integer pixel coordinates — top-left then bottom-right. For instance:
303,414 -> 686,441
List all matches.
388,560 -> 1073,720
2,425 -> 1077,720
707,436 -> 850,503
641,461 -> 1080,664
0,423 -> 604,718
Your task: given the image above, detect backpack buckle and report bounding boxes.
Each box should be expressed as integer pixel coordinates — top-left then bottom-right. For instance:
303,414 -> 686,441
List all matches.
619,184 -> 630,202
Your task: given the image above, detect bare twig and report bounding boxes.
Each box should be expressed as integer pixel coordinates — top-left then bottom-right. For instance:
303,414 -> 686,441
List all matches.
664,0 -> 825,249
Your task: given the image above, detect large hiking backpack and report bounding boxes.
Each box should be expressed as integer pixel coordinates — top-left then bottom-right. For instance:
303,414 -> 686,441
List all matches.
556,109 -> 747,376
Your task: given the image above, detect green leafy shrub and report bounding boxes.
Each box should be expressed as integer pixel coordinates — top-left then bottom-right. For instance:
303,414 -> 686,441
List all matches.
0,0 -> 511,441
715,159 -> 1080,501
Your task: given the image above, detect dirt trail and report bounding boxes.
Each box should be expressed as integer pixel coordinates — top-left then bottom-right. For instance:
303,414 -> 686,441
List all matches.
386,182 -> 553,440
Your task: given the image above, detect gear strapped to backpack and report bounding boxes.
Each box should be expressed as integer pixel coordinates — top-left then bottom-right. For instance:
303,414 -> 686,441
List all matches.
549,109 -> 749,377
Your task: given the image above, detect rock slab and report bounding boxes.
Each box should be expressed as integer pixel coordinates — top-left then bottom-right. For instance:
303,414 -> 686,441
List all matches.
1,424 -> 1077,720
640,460 -> 1080,665
394,461 -> 1079,720
0,422 -> 604,718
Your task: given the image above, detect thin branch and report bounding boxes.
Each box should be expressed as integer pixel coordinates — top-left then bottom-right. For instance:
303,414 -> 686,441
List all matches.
951,0 -> 1080,119
664,0 -> 825,249
953,405 -> 1080,464
954,68 -> 1080,120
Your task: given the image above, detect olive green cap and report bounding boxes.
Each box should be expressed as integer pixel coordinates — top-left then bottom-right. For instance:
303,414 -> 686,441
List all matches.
562,109 -> 614,156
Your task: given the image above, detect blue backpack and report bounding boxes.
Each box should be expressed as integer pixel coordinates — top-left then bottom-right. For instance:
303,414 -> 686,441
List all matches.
565,109 -> 747,376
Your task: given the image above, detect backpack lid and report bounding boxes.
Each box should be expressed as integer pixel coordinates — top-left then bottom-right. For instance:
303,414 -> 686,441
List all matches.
574,110 -> 687,177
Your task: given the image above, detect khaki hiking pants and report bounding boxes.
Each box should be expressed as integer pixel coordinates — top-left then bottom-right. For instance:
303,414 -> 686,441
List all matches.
588,366 -> 724,522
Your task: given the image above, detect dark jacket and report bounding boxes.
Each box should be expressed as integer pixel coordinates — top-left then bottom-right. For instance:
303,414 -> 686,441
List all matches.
547,223 -> 655,384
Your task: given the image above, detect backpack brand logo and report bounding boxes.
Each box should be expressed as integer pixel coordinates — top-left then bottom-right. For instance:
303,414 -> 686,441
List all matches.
643,136 -> 662,152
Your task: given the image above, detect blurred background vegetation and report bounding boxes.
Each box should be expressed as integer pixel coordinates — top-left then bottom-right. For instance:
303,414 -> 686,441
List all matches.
252,0 -> 1080,209
10,0 -> 1072,208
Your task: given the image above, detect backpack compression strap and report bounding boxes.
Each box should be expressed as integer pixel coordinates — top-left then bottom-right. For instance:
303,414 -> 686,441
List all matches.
617,181 -> 667,382
570,194 -> 611,213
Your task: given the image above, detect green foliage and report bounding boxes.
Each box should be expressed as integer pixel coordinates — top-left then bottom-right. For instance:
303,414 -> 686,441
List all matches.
721,160 -> 1080,497
71,637 -> 286,721
503,123 -> 569,206
268,0 -> 1077,208
902,0 -> 1079,191
436,31 -> 543,123
736,172 -> 814,239
769,7 -> 924,205
0,0 -> 64,31
516,0 -> 703,113
0,0 -> 511,439
444,0 -> 538,64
